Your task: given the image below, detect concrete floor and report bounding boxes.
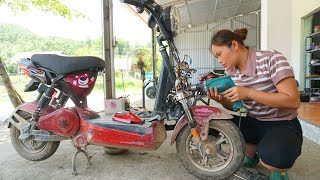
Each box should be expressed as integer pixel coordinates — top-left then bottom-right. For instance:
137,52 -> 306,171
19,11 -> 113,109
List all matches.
1,96 -> 320,179
0,125 -> 320,180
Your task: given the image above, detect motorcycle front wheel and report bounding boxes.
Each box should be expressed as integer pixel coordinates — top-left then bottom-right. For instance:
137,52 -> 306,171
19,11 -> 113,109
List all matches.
176,120 -> 245,180
104,147 -> 128,155
10,110 -> 60,161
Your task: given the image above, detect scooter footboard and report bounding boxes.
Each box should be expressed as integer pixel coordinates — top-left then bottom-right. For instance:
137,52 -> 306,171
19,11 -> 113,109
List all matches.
76,116 -> 167,150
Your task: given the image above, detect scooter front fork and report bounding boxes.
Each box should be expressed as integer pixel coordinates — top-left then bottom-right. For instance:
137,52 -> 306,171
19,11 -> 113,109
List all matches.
176,92 -> 201,142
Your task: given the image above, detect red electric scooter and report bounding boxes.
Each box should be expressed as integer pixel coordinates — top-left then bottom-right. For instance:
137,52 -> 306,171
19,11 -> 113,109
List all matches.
8,0 -> 244,179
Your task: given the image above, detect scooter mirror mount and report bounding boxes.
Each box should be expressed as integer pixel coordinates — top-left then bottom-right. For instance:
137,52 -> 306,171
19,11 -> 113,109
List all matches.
136,6 -> 144,13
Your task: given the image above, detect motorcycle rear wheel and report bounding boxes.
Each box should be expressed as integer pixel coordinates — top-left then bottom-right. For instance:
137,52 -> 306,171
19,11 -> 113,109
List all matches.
10,110 -> 60,161
176,120 -> 245,180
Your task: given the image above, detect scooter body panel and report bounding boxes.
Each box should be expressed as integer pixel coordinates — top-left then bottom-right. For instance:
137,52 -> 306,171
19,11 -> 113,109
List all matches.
38,108 -> 80,137
170,106 -> 234,145
19,102 -> 55,116
72,108 -> 167,150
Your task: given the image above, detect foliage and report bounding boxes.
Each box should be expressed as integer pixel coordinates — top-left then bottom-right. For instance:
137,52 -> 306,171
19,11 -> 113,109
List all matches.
0,74 -> 142,103
0,0 -> 84,19
0,23 -> 161,76
115,38 -> 130,58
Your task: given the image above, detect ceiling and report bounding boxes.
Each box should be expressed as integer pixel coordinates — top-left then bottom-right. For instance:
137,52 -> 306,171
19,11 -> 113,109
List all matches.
154,0 -> 261,29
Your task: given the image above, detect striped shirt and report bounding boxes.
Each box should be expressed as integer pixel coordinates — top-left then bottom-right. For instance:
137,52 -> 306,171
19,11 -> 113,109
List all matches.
226,48 -> 297,121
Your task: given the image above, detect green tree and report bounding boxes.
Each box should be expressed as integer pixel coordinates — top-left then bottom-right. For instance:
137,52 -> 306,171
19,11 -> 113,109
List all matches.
0,0 -> 83,19
115,38 -> 130,57
0,0 -> 84,107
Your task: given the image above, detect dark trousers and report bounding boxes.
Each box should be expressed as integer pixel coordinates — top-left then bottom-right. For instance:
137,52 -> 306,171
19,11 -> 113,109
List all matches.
232,116 -> 303,169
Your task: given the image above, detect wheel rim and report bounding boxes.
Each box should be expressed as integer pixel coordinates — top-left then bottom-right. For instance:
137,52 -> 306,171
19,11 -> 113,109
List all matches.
146,87 -> 157,99
14,114 -> 48,154
185,126 -> 234,172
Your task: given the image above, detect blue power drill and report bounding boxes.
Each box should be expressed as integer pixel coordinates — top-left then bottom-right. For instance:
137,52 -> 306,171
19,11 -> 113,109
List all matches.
204,76 -> 243,111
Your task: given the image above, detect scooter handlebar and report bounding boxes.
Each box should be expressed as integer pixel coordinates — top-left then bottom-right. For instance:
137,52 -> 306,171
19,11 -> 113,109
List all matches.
120,0 -> 141,6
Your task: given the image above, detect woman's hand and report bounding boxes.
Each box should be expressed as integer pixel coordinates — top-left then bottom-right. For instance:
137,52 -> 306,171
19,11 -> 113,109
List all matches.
222,86 -> 251,102
207,87 -> 234,110
207,87 -> 224,102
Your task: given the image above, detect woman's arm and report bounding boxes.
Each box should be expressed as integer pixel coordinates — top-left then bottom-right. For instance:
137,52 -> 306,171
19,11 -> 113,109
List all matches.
222,77 -> 300,109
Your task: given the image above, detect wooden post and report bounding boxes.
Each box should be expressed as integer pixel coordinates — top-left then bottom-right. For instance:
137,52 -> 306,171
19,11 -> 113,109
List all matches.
102,0 -> 115,99
0,58 -> 23,107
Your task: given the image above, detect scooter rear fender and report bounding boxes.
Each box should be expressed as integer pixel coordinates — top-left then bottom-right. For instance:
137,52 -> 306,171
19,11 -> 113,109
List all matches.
8,102 -> 55,130
170,105 -> 233,145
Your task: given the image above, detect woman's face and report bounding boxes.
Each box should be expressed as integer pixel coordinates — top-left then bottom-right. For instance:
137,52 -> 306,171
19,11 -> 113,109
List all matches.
211,41 -> 239,70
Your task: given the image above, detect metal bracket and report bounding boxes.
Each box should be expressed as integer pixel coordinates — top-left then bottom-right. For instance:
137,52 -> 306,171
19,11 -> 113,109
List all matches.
9,109 -> 66,141
72,147 -> 92,175
31,130 -> 67,141
9,112 -> 31,131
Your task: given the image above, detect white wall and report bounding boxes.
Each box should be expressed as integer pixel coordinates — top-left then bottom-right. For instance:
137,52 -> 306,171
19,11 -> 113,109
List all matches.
261,0 -> 292,61
291,0 -> 320,88
261,0 -> 320,89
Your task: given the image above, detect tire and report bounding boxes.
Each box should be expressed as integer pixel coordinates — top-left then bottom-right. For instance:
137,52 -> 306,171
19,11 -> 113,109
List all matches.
104,147 -> 128,155
146,86 -> 157,99
176,120 -> 245,180
10,111 -> 60,161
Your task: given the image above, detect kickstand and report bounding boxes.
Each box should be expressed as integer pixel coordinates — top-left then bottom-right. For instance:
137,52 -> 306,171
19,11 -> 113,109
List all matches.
72,147 -> 92,175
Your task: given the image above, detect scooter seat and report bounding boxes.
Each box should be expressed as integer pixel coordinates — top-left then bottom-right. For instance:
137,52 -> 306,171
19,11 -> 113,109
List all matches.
31,54 -> 105,75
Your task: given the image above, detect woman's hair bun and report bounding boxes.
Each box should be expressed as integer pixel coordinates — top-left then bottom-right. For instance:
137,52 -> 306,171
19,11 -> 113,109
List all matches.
234,28 -> 248,41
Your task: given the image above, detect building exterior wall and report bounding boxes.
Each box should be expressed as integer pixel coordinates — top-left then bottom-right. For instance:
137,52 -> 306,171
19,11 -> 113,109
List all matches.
261,0 -> 292,61
261,0 -> 320,90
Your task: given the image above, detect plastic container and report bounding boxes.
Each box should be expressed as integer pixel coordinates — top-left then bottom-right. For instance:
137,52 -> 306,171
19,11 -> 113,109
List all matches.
205,76 -> 243,110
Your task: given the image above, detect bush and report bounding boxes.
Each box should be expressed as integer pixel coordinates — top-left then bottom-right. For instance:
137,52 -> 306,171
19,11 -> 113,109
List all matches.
5,63 -> 17,75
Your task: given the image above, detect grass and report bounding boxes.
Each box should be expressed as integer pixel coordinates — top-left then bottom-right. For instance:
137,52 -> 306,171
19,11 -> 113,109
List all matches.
0,74 -> 142,103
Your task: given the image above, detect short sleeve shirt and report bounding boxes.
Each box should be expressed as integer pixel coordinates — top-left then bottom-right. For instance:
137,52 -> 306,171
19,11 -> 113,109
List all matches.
226,48 -> 297,121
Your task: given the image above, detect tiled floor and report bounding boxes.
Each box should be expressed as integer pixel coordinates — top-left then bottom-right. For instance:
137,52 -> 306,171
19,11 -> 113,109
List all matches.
298,102 -> 320,127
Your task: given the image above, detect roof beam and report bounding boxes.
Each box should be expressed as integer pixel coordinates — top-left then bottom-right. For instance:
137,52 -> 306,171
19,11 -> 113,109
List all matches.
212,0 -> 218,22
185,0 -> 192,27
235,0 -> 242,17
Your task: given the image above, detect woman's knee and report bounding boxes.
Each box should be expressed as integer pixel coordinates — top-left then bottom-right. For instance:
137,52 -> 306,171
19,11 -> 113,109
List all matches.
257,127 -> 302,169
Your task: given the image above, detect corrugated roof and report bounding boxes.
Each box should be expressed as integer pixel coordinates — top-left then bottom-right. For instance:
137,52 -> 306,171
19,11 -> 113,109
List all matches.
155,0 -> 261,29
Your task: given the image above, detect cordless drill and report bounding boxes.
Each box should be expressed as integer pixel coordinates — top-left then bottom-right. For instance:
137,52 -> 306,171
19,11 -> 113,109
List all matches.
203,75 -> 243,111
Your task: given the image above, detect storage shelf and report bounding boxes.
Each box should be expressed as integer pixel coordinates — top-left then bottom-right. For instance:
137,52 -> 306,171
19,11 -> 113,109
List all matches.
310,63 -> 320,67
306,48 -> 320,53
305,77 -> 320,80
312,92 -> 320,96
303,14 -> 320,94
306,31 -> 320,38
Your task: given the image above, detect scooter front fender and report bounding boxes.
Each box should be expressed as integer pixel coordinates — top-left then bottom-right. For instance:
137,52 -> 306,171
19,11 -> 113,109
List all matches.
170,106 -> 233,145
